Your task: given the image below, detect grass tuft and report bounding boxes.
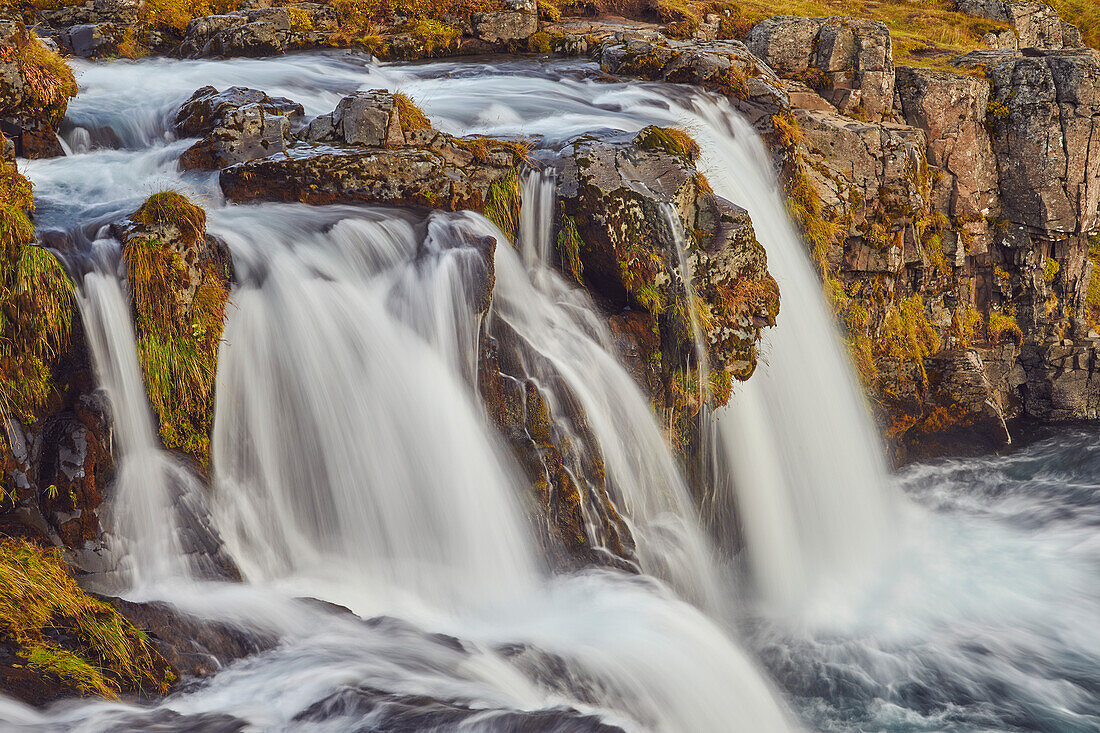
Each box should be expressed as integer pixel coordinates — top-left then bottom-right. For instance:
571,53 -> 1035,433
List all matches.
0,538 -> 174,698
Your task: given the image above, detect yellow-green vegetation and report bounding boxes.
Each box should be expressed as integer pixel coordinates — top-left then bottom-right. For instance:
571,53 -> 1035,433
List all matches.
635,125 -> 700,162
878,293 -> 940,380
0,538 -> 174,697
1047,0 -> 1099,48
330,0 -> 500,46
1086,234 -> 1100,327
988,307 -> 1023,345
126,192 -> 227,463
0,25 -> 78,127
527,30 -> 553,52
483,167 -> 521,242
951,305 -> 983,347
557,214 -> 584,283
0,158 -> 73,426
392,93 -> 431,133
1043,257 -> 1060,284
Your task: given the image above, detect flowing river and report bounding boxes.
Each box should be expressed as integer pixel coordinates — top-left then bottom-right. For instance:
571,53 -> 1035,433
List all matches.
2,51 -> 1097,732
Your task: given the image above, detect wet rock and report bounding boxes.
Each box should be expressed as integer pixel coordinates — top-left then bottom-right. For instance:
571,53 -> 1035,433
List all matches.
221,91 -> 524,214
102,597 -> 277,681
179,101 -> 294,170
305,90 -> 404,148
478,325 -> 639,572
294,684 -> 625,731
903,349 -> 1012,459
175,85 -> 304,138
59,22 -> 125,58
599,37 -> 789,131
746,15 -> 896,121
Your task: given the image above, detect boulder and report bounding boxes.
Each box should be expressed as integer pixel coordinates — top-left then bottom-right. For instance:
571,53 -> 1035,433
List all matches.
221,92 -> 525,215
956,0 -> 1084,50
896,67 -> 999,221
903,349 -> 1012,459
175,86 -> 303,170
746,16 -> 896,121
179,4 -> 337,58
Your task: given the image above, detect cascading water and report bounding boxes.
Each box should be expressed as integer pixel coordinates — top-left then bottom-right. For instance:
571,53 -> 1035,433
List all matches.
72,241 -> 219,590
7,51 -> 1098,733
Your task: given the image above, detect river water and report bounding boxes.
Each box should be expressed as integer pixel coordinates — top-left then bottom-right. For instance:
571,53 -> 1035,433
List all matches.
3,52 -> 1097,732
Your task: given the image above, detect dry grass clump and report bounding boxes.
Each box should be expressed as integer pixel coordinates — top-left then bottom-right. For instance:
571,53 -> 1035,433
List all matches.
0,26 -> 78,127
0,538 -> 174,698
393,93 -> 432,132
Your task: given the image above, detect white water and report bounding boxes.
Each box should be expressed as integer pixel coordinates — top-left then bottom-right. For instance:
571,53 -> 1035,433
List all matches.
73,242 -> 211,589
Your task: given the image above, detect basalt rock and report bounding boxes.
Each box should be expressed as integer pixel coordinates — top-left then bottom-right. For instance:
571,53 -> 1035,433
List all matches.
175,85 -> 303,170
903,348 -> 1012,460
599,37 -> 789,132
956,0 -> 1084,50
178,4 -> 337,58
0,19 -> 77,158
746,15 -> 897,122
103,597 -> 276,681
220,91 -> 526,216
555,127 -> 778,474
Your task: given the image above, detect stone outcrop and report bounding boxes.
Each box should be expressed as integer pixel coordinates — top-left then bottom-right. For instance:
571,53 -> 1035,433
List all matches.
0,19 -> 77,158
175,85 -> 303,170
956,0 -> 1084,50
220,91 -> 526,218
179,4 -> 337,58
112,192 -> 233,466
746,15 -> 896,121
555,126 -> 778,473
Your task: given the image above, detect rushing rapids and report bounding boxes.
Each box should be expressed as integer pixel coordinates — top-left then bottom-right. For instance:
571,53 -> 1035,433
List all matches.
3,52 -> 1097,732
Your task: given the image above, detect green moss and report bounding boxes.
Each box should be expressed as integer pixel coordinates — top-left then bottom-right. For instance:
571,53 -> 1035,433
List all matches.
1043,257 -> 1060,284
1086,235 -> 1100,327
556,214 -> 584,283
402,18 -> 461,55
0,538 -> 174,698
635,125 -> 700,162
988,309 -> 1023,345
878,294 -> 939,380
527,31 -> 553,53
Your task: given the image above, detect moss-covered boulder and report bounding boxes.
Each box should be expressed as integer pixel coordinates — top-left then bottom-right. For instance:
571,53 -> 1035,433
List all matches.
0,19 -> 78,158
556,126 -> 778,460
113,192 -> 232,467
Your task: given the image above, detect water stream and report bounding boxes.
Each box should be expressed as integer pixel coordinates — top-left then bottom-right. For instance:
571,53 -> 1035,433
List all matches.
4,52 -> 1097,732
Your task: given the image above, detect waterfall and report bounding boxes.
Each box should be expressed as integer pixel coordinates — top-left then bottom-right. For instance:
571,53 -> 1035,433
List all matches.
73,241 -> 214,589
208,205 -> 537,613
686,101 -> 899,614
